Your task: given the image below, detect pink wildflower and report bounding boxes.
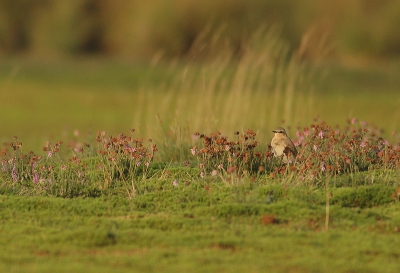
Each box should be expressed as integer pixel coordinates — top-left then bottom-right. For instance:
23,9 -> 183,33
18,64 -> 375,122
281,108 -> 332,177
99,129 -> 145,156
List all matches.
33,173 -> 39,183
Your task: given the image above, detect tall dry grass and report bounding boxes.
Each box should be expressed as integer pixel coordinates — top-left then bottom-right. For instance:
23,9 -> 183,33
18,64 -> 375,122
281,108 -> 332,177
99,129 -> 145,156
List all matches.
130,28 -> 322,161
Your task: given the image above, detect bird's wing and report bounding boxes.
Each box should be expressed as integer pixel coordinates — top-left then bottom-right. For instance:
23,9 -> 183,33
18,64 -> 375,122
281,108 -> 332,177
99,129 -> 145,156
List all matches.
283,138 -> 297,155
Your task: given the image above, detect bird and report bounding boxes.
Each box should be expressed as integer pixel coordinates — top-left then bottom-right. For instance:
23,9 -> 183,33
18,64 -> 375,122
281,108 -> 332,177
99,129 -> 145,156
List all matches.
271,127 -> 297,163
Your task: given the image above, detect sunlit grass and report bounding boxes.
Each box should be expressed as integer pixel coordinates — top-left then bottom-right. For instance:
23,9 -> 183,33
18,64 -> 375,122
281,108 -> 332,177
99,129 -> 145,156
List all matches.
1,185 -> 400,273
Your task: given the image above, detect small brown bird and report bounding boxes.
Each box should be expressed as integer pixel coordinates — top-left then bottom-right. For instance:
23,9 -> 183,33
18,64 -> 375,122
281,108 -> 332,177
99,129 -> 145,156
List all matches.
271,127 -> 297,163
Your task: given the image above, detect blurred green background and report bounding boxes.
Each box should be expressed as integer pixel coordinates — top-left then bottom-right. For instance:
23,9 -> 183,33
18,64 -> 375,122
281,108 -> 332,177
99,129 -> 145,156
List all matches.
0,0 -> 400,154
2,0 -> 400,58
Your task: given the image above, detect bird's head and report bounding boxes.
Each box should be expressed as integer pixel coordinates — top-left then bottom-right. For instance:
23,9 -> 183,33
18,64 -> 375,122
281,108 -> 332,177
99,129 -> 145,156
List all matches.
272,127 -> 287,136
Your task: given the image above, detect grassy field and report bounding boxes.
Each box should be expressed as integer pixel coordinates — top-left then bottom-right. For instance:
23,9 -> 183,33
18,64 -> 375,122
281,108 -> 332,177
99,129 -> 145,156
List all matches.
1,182 -> 400,273
1,35 -> 400,272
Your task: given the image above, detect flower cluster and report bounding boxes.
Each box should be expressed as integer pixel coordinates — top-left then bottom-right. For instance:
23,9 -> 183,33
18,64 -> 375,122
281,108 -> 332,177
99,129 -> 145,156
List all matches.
0,129 -> 157,197
9,139 -> 92,190
191,129 -> 274,178
191,120 -> 400,182
96,129 -> 157,183
285,120 -> 400,181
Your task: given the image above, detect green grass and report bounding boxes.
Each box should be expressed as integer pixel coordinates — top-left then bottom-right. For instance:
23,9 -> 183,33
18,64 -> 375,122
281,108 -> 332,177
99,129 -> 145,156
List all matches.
0,125 -> 399,273
1,183 -> 400,273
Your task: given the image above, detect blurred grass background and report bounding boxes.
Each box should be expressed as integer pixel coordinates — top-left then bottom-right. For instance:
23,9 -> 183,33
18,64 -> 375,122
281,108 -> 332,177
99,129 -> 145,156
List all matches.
0,0 -> 400,156
2,0 -> 400,58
